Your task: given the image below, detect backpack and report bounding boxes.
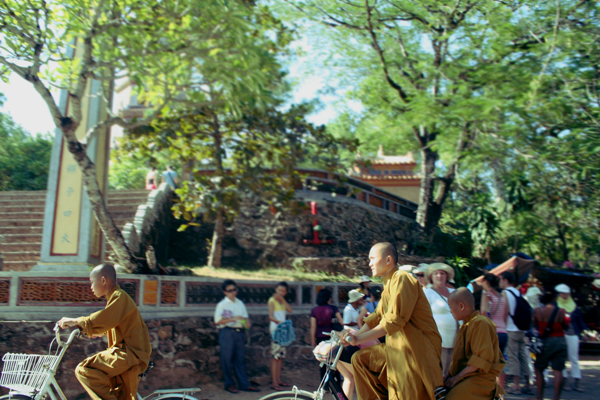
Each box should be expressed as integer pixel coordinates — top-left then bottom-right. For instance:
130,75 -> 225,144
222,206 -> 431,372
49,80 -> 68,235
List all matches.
506,289 -> 533,331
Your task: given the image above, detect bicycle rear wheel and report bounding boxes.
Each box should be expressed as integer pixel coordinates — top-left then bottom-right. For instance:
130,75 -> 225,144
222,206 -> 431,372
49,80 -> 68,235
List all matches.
153,396 -> 200,400
257,391 -> 315,400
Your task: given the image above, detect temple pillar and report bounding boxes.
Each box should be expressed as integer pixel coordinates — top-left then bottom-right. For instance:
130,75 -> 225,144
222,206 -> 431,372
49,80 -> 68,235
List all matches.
33,42 -> 111,272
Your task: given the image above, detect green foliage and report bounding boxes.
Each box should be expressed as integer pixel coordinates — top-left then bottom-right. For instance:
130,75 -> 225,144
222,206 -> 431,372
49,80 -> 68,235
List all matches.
0,113 -> 52,191
276,0 -> 600,239
108,137 -> 173,190
445,256 -> 473,288
126,103 -> 358,224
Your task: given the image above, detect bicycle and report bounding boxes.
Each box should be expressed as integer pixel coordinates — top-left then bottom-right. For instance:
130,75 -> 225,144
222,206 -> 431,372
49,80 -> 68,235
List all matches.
257,332 -> 350,400
0,324 -> 200,400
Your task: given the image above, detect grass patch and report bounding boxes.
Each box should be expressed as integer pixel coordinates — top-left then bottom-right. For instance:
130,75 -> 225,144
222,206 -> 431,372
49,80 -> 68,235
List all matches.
178,264 -> 382,283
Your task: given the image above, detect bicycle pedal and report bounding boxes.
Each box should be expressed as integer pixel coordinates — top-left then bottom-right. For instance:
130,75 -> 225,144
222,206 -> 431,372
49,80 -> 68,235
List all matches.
434,386 -> 448,400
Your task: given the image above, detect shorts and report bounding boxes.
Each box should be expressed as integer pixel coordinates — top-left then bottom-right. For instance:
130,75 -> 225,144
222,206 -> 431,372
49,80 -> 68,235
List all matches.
339,345 -> 360,364
271,341 -> 287,360
534,336 -> 567,371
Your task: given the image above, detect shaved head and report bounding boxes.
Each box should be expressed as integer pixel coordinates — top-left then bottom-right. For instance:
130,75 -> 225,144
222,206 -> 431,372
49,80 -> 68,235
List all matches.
373,242 -> 398,265
449,287 -> 475,308
91,263 -> 117,284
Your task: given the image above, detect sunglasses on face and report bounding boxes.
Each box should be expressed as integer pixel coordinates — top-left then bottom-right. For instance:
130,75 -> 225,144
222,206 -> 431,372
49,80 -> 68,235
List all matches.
224,288 -> 238,293
416,274 -> 425,278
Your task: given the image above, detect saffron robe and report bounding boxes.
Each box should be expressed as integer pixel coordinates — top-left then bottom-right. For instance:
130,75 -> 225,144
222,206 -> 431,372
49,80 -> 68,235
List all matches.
352,268 -> 444,400
446,311 -> 505,400
75,286 -> 152,400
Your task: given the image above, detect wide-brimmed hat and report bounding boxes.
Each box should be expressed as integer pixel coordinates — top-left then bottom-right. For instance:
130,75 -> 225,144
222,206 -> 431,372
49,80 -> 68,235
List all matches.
348,289 -> 364,303
399,265 -> 414,272
360,275 -> 372,283
426,263 -> 456,285
555,284 -> 571,294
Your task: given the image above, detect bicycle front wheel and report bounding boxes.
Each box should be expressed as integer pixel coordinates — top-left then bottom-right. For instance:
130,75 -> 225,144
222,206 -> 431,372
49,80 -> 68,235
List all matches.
257,390 -> 315,400
0,394 -> 35,400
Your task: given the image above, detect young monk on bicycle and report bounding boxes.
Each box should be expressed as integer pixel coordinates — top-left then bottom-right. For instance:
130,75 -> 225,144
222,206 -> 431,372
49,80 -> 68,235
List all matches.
58,263 -> 152,400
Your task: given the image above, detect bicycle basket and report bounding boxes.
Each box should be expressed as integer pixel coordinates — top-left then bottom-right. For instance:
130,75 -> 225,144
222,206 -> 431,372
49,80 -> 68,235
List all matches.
0,353 -> 60,395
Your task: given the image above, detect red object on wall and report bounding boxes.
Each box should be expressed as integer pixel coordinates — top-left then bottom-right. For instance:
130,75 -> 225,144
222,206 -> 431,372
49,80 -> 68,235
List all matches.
301,201 -> 334,245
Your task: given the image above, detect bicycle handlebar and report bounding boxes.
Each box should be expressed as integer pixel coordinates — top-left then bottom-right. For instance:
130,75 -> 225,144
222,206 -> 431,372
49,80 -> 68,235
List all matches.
322,331 -> 354,343
54,323 -> 80,347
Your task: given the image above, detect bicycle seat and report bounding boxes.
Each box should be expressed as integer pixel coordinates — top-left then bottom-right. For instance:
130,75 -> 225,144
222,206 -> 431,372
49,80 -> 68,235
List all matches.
139,361 -> 154,378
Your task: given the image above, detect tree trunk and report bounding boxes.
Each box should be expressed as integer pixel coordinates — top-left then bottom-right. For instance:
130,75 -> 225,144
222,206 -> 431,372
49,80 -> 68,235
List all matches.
416,141 -> 439,230
416,125 -> 472,235
208,209 -> 224,268
207,112 -> 224,268
63,127 -> 138,272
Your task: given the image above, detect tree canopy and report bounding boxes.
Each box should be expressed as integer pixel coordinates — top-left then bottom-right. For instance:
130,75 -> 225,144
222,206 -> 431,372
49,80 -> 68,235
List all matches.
0,0 -> 294,271
0,110 -> 52,191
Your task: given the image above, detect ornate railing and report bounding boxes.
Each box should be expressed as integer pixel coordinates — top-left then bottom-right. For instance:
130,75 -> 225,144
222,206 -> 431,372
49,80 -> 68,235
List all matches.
0,271 -> 374,319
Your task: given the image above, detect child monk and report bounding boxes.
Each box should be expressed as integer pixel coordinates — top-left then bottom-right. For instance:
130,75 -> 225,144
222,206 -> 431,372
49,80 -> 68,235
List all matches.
58,263 -> 152,400
444,288 -> 505,400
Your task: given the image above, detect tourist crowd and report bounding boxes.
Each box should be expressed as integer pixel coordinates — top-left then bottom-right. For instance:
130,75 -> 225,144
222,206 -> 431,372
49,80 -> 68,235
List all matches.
55,244 -> 588,400
213,243 -> 588,400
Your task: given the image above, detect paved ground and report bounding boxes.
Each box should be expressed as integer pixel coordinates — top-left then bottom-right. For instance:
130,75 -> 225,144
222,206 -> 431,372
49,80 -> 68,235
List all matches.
504,357 -> 600,400
195,357 -> 600,400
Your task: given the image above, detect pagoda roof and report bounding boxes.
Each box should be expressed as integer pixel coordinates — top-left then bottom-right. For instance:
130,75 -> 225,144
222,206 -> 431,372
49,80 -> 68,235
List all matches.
354,173 -> 422,180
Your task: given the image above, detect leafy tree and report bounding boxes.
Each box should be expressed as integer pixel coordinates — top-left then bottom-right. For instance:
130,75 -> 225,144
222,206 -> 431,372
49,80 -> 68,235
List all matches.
0,0 -> 290,271
0,112 -> 52,191
125,103 -> 357,267
277,0 -> 593,237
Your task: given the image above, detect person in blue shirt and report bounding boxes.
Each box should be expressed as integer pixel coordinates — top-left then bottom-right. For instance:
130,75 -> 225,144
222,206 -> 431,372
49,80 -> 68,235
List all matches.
161,165 -> 179,189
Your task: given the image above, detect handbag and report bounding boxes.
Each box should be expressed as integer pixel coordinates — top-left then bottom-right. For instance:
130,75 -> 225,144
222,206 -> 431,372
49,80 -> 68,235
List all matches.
529,304 -> 559,355
272,319 -> 296,346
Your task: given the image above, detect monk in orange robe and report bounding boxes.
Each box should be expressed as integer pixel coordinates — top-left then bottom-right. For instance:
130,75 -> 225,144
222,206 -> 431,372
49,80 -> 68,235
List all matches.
58,263 -> 152,400
444,288 -> 505,400
345,242 -> 446,400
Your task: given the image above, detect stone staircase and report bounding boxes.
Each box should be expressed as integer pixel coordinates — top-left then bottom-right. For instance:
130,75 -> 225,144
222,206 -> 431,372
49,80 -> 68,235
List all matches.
0,190 -> 150,271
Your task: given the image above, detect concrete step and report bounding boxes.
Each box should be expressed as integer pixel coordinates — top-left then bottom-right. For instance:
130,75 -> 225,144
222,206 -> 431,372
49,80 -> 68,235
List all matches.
2,251 -> 41,262
0,219 -> 44,227
1,260 -> 38,271
0,200 -> 47,208
0,234 -> 43,243
0,242 -> 41,252
0,205 -> 46,213
0,226 -> 43,235
0,190 -> 47,196
106,204 -> 141,213
0,212 -> 45,220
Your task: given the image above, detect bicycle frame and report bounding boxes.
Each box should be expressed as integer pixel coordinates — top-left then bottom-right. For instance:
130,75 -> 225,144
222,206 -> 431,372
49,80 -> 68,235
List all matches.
1,324 -> 200,400
315,333 -> 349,400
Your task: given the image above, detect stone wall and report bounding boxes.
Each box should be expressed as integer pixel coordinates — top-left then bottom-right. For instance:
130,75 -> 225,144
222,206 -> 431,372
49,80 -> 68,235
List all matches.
169,192 -> 426,272
0,315 -> 315,398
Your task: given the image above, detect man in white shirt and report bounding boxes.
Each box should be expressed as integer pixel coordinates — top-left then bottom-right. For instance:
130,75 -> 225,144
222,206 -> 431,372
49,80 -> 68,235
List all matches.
343,289 -> 365,329
499,272 -> 532,395
214,279 -> 260,394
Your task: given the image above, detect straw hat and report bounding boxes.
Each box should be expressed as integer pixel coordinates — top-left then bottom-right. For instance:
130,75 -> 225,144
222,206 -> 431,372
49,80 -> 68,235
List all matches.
426,263 -> 456,285
348,289 -> 365,303
412,264 -> 428,275
399,265 -> 414,272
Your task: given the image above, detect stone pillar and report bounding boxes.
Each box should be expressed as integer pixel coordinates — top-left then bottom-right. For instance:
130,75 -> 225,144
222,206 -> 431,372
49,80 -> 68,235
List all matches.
33,42 -> 111,272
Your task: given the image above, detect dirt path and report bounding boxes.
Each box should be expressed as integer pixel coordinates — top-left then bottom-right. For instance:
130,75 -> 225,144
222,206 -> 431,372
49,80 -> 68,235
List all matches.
194,364 -> 321,400
194,358 -> 600,400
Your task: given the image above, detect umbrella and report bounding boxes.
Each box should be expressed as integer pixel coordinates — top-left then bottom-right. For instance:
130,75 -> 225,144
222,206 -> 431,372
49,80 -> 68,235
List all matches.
469,256 -> 538,292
